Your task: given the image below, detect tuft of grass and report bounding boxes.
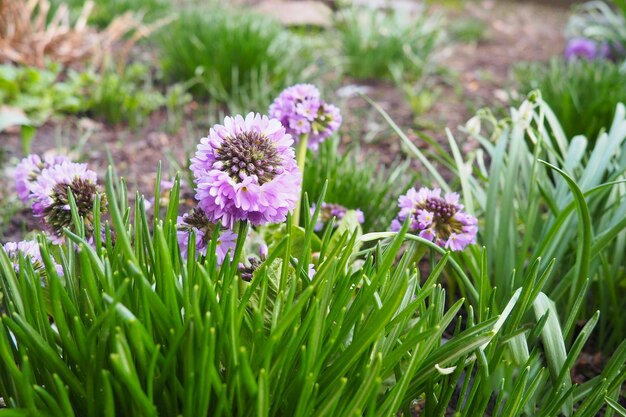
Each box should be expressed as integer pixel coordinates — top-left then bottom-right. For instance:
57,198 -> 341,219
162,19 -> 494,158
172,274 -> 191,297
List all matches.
158,8 -> 311,113
302,137 -> 415,233
514,58 -> 626,143
376,92 -> 626,351
335,7 -> 441,81
449,17 -> 488,43
0,166 -> 624,416
83,63 -> 191,130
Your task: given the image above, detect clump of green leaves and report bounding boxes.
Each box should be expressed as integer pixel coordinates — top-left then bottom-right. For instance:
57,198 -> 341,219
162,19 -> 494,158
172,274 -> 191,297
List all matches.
0,62 -> 191,132
83,63 -> 191,129
514,58 -> 626,142
0,63 -> 85,125
566,0 -> 626,61
0,165 -> 623,416
382,92 -> 626,351
159,8 -> 310,112
335,7 -> 441,81
302,137 -> 415,232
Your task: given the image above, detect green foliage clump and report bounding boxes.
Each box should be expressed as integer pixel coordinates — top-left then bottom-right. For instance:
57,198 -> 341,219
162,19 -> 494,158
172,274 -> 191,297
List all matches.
514,58 -> 626,142
392,93 -> 626,351
0,62 -> 191,132
83,64 -> 191,129
159,9 -> 310,112
303,137 -> 415,232
566,0 -> 626,61
336,7 -> 441,81
0,63 -> 85,126
0,168 -> 624,416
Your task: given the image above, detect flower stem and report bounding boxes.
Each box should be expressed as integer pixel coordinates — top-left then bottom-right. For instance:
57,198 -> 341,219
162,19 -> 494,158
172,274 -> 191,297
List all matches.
293,134 -> 309,226
232,220 -> 249,266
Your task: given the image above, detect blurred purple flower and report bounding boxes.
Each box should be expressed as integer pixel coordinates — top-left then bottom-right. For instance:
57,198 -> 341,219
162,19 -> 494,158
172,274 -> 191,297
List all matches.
29,161 -> 103,242
564,37 -> 610,61
269,84 -> 342,150
310,202 -> 365,231
391,187 -> 477,251
15,154 -> 70,203
191,113 -> 301,228
3,240 -> 63,276
176,208 -> 237,264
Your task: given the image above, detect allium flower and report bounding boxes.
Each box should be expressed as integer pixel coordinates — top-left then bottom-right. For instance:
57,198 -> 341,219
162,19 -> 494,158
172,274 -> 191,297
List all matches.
269,84 -> 342,150
191,113 -> 301,228
15,154 -> 70,203
390,187 -> 477,251
564,38 -> 610,61
29,161 -> 105,241
310,202 -> 365,231
3,240 -> 63,276
176,208 -> 237,264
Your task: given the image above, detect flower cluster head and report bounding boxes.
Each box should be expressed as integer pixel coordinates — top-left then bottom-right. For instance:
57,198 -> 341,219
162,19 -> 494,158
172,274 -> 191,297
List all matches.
191,113 -> 301,228
310,202 -> 364,231
564,38 -> 610,61
391,187 -> 477,251
3,240 -> 63,276
15,154 -> 70,203
269,84 -> 342,150
176,208 -> 237,264
239,244 -> 268,282
29,161 -> 105,242
238,244 -> 316,281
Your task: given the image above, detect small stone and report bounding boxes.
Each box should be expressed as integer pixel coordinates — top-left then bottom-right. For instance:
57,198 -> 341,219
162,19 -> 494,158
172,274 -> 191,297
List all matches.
255,1 -> 333,28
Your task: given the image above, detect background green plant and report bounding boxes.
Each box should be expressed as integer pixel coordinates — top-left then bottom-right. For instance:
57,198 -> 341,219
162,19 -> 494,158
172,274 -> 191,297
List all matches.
83,63 -> 191,129
566,0 -> 626,61
381,93 -> 626,351
302,137 -> 415,233
514,58 -> 626,143
158,8 -> 311,113
0,63 -> 85,126
335,6 -> 441,81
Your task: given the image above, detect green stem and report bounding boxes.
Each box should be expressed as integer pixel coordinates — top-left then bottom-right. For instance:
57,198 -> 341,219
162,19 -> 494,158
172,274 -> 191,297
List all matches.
293,134 -> 309,226
232,220 -> 249,267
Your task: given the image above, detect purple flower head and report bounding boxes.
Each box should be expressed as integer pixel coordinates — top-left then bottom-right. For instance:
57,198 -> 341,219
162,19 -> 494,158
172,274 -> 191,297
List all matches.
239,244 -> 269,282
15,154 -> 70,203
310,202 -> 365,231
2,240 -> 63,276
564,38 -> 610,61
269,84 -> 342,150
390,187 -> 477,251
191,113 -> 302,228
29,161 -> 106,241
176,208 -> 237,264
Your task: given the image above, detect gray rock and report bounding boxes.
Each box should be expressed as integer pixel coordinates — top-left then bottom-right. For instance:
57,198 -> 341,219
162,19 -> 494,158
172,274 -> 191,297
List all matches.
255,1 -> 334,28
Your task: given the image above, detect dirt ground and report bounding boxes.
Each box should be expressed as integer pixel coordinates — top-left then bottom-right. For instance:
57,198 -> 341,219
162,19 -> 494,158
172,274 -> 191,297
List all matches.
0,0 -> 568,241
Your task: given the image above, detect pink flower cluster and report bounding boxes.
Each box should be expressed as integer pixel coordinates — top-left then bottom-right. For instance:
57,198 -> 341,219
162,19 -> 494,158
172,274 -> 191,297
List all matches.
391,187 -> 477,251
3,240 -> 63,276
14,154 -> 103,242
191,112 -> 301,228
269,84 -> 341,150
310,202 -> 364,231
176,208 -> 237,264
